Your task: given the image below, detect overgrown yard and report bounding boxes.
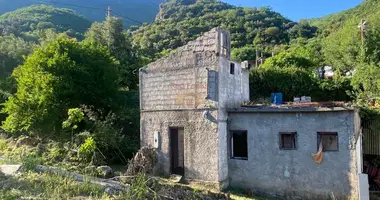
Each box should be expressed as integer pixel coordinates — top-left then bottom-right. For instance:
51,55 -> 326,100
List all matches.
0,171 -> 109,199
0,137 -> 268,200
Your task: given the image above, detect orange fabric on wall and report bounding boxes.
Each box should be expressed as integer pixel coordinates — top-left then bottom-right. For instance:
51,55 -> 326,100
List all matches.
312,142 -> 323,164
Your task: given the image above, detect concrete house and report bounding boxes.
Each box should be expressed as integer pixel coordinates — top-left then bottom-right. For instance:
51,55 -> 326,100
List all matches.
139,28 -> 365,199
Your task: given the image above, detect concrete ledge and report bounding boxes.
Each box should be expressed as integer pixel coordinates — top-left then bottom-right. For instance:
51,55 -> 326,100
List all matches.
228,106 -> 356,113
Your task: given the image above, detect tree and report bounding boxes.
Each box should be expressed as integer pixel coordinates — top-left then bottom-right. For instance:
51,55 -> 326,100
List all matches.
0,5 -> 91,41
288,20 -> 317,39
0,35 -> 34,104
352,21 -> 380,103
2,36 -> 120,134
85,17 -> 140,90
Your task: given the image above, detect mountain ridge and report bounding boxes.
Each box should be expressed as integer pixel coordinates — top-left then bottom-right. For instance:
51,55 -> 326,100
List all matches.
0,0 -> 163,27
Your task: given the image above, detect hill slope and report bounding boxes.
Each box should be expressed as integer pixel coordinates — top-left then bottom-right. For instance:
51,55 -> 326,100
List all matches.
0,5 -> 92,41
0,0 -> 162,27
132,0 -> 297,58
310,0 -> 380,32
310,0 -> 380,72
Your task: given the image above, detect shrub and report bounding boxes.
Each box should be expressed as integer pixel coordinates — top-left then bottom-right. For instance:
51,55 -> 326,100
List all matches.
22,153 -> 42,171
78,137 -> 96,163
250,67 -> 316,102
249,67 -> 353,102
1,36 -> 120,135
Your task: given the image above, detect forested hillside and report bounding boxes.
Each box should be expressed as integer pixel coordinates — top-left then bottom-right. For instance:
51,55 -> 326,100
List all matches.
0,0 -> 161,27
132,0 -> 307,59
0,5 -> 92,41
307,0 -> 380,74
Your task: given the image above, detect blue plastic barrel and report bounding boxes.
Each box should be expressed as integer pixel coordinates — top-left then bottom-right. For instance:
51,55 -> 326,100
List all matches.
271,93 -> 283,105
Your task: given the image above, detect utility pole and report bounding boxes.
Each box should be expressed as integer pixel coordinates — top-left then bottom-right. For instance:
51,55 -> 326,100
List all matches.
107,6 -> 112,18
358,19 -> 369,43
255,48 -> 258,68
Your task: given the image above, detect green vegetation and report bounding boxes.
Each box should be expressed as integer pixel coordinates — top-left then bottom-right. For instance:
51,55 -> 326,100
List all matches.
0,5 -> 92,41
249,67 -> 352,102
0,0 -> 160,28
85,17 -> 143,90
0,172 -> 111,200
2,37 -> 119,134
132,0 -> 298,59
1,0 -> 380,197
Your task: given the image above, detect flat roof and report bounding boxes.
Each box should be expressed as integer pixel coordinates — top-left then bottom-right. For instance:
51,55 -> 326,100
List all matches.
228,102 -> 356,113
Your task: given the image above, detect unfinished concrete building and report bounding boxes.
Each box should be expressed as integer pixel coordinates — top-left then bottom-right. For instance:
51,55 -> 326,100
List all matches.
139,27 -> 248,189
139,28 -> 365,199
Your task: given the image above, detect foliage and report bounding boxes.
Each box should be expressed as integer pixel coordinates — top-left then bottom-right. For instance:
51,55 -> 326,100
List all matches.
250,67 -> 315,101
78,137 -> 96,162
351,20 -> 380,104
21,153 -> 42,171
288,20 -> 318,39
2,36 -> 120,135
249,67 -> 352,102
132,0 -> 296,59
0,35 -> 34,106
0,0 -> 160,28
125,173 -> 157,200
321,18 -> 362,74
0,35 -> 34,79
62,108 -> 85,130
85,17 -> 141,90
262,37 -> 323,70
0,5 -> 92,41
0,171 -> 110,199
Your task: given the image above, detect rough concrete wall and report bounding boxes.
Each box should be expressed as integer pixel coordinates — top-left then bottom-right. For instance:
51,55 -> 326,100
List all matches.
218,58 -> 245,109
140,28 -> 226,111
228,111 -> 358,200
140,51 -> 218,111
241,69 -> 250,102
139,28 -> 231,183
140,110 -> 219,181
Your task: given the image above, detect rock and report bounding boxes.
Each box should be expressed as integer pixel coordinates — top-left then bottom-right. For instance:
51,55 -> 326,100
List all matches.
36,143 -> 45,155
105,187 -> 120,196
113,171 -> 122,177
126,147 -> 157,176
84,165 -> 96,174
0,164 -> 22,176
97,165 -> 112,177
6,137 -> 13,143
16,136 -> 35,147
169,174 -> 183,183
71,197 -> 88,200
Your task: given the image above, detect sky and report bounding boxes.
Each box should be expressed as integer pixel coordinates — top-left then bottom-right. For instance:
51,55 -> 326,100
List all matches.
223,0 -> 363,21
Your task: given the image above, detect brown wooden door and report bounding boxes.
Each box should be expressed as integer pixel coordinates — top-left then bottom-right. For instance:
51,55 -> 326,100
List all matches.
170,127 -> 184,175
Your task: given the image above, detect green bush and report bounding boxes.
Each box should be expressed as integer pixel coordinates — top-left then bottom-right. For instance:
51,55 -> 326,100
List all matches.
249,67 -> 352,102
22,153 -> 42,171
2,36 -> 120,135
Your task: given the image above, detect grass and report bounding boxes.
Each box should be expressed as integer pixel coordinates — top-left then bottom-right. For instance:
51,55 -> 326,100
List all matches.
227,188 -> 271,200
0,136 -> 271,200
0,171 -> 112,199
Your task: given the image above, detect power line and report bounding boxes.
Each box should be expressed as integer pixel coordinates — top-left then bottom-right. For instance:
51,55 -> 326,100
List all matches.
113,11 -> 143,25
35,0 -> 104,11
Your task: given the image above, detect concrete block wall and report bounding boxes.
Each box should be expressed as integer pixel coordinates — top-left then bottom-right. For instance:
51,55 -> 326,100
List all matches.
139,28 -> 229,185
140,27 -> 251,188
141,110 -> 219,181
228,111 -> 359,200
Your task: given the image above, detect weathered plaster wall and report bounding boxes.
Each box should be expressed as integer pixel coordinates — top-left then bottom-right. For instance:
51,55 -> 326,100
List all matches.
141,110 -> 219,181
228,111 -> 359,200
